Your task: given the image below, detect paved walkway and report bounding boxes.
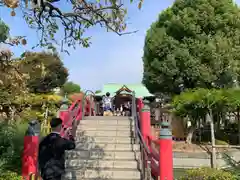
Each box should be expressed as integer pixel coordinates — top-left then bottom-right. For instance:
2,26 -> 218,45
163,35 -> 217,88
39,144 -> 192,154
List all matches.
173,150 -> 240,168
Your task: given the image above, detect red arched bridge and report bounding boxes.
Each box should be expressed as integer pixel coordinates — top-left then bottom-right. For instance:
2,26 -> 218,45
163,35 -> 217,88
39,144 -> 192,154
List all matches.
22,90 -> 173,180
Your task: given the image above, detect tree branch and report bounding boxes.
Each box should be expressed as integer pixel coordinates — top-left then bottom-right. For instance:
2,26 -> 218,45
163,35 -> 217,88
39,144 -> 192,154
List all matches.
20,0 -> 138,51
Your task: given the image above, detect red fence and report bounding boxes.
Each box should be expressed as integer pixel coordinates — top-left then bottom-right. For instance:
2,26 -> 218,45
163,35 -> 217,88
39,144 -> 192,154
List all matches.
22,95 -> 173,180
59,99 -> 83,137
22,95 -> 94,180
137,98 -> 173,180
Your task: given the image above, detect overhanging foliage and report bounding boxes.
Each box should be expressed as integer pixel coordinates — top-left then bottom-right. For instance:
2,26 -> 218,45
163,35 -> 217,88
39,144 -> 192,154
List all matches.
1,0 -> 143,51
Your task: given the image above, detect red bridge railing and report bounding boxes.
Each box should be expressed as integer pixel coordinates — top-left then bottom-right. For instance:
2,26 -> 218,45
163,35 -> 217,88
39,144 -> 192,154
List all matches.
131,92 -> 173,180
22,91 -> 95,180
60,90 -> 95,134
22,91 -> 173,180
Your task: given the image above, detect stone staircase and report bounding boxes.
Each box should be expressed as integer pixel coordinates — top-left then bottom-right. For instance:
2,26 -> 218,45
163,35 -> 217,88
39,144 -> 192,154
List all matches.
64,116 -> 141,180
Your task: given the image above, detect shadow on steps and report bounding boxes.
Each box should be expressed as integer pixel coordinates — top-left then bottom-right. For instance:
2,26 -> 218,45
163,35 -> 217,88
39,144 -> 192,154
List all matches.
64,130 -> 109,179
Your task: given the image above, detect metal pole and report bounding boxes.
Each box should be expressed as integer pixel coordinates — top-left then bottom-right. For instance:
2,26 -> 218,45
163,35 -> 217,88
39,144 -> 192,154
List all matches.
208,110 -> 217,168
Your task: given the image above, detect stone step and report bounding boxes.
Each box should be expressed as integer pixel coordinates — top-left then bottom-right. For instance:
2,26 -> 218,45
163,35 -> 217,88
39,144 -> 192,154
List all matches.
74,136 -> 134,144
65,150 -> 140,160
73,143 -> 140,151
79,119 -> 133,126
77,125 -> 131,131
76,130 -> 132,137
65,159 -> 138,169
84,116 -> 130,121
65,116 -> 140,180
64,169 -> 141,179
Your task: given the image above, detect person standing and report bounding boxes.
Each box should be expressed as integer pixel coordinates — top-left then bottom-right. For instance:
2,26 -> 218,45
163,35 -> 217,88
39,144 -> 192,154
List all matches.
102,92 -> 113,116
38,117 -> 76,180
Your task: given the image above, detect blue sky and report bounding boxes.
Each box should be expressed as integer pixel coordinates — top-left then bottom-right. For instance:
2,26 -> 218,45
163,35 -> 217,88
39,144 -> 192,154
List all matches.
1,0 -> 240,91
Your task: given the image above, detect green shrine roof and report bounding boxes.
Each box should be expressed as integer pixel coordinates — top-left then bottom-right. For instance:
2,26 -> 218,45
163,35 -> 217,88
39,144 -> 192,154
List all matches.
95,83 -> 154,98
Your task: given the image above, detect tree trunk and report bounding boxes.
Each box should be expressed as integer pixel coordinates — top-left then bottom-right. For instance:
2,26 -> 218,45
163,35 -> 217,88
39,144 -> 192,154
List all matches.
198,118 -> 202,143
207,110 -> 217,168
186,126 -> 195,144
217,113 -> 221,131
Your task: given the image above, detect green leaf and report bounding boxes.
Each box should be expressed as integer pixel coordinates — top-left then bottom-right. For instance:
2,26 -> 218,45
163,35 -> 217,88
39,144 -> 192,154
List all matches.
143,0 -> 240,95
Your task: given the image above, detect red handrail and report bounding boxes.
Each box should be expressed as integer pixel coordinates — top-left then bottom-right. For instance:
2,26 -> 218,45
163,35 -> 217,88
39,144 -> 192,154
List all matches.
135,97 -> 163,179
148,135 -> 159,177
22,93 -> 95,180
60,98 -> 94,136
143,118 -> 173,180
60,99 -> 82,137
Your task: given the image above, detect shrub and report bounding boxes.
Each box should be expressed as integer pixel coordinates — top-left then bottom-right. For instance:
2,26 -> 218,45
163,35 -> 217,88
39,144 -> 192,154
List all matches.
179,167 -> 237,180
0,171 -> 22,180
215,139 -> 229,145
16,94 -> 62,122
0,121 -> 28,174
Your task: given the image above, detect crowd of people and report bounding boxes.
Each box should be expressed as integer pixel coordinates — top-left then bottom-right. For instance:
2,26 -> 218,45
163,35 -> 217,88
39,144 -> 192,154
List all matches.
102,92 -> 132,116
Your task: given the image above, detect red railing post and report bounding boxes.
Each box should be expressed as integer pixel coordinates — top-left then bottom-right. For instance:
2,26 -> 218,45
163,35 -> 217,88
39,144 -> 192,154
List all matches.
59,98 -> 70,134
59,110 -> 69,126
75,100 -> 82,121
141,99 -> 151,148
159,121 -> 173,180
59,98 -> 72,138
22,120 -> 41,180
137,98 -> 144,118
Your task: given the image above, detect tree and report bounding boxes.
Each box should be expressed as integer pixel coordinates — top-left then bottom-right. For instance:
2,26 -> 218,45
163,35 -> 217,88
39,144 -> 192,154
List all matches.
172,88 -> 223,144
95,90 -> 101,94
61,81 -> 81,95
0,20 -> 9,43
0,18 -> 26,46
0,21 -> 27,96
1,0 -> 143,51
18,51 -> 68,93
142,0 -> 240,95
0,21 -> 28,122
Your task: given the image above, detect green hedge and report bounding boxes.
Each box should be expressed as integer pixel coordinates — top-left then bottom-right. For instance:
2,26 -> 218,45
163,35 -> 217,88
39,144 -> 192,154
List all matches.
0,171 -> 22,180
179,167 -> 237,180
0,121 -> 27,174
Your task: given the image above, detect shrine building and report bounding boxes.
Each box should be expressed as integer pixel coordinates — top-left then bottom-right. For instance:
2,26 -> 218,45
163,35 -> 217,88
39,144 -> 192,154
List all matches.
94,83 -> 154,109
